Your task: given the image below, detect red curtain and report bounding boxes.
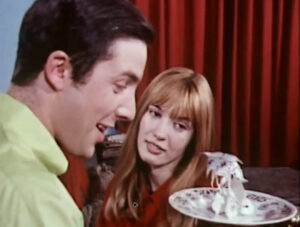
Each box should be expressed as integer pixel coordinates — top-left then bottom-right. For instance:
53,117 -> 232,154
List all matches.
60,0 -> 299,208
132,0 -> 299,168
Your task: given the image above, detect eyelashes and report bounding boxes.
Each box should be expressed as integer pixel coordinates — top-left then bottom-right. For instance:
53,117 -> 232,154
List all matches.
113,82 -> 127,94
147,105 -> 192,132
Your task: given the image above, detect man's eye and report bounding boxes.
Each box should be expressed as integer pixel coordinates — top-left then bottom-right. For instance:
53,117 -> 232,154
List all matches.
113,82 -> 127,93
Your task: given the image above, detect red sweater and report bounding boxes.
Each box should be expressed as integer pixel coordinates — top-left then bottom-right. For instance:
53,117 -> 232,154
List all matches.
97,179 -> 171,227
59,152 -> 89,209
97,176 -> 240,227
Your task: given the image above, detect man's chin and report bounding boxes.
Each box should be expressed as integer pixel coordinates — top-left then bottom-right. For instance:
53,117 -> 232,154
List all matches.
68,146 -> 95,159
60,143 -> 96,159
81,146 -> 96,159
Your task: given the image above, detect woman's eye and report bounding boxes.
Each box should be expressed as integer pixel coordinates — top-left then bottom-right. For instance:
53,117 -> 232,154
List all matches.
174,122 -> 188,131
148,108 -> 161,118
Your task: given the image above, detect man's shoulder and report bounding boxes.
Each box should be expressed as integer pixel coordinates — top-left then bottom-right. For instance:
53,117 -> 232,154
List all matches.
0,146 -> 65,198
0,158 -> 84,227
0,154 -> 59,201
0,142 -> 67,208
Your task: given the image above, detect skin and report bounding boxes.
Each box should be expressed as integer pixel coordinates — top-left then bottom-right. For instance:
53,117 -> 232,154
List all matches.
137,103 -> 194,190
8,38 -> 147,158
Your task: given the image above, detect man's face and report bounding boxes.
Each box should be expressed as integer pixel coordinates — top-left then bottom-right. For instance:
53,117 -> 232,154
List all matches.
56,38 -> 147,158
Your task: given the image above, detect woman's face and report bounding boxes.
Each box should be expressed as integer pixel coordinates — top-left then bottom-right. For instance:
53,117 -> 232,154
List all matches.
137,104 -> 194,172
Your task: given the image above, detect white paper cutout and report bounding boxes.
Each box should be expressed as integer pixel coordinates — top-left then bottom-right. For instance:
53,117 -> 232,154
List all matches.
204,152 -> 255,218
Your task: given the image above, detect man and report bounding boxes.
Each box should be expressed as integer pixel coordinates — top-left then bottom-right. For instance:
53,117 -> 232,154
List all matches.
0,0 -> 154,226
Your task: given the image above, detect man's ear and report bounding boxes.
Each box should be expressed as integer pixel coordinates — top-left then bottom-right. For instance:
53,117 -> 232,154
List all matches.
44,50 -> 72,91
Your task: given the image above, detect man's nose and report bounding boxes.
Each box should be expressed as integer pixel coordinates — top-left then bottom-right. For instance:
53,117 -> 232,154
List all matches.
115,96 -> 136,121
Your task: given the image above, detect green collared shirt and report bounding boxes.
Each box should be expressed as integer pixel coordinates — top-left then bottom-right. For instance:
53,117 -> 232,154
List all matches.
0,94 -> 83,227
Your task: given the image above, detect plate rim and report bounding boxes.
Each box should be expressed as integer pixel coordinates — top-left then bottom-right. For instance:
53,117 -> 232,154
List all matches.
168,187 -> 298,226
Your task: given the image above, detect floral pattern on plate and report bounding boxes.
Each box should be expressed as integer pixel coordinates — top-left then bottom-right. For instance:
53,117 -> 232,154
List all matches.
169,187 -> 297,226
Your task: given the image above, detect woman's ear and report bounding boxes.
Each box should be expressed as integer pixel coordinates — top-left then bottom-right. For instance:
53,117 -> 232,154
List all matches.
44,50 -> 72,91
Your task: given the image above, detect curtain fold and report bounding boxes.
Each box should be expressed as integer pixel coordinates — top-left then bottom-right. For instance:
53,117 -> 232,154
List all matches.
59,0 -> 299,207
132,0 -> 299,168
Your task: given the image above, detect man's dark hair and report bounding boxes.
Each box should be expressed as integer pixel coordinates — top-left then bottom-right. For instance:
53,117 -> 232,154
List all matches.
11,0 -> 154,85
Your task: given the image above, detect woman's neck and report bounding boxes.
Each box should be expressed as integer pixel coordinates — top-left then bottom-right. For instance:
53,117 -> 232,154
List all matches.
149,164 -> 174,191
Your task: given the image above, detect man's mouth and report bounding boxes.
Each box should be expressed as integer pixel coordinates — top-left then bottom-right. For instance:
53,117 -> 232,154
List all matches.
95,123 -> 109,143
96,123 -> 107,133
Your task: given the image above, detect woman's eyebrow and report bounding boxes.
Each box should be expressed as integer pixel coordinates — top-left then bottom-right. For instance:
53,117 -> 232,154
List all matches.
174,116 -> 192,124
150,104 -> 162,110
179,118 -> 191,123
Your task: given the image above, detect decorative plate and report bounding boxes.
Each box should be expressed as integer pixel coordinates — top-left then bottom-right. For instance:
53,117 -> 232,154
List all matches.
169,187 -> 298,226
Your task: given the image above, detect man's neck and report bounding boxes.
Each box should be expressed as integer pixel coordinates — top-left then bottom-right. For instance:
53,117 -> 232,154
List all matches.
7,83 -> 54,136
8,84 -> 37,110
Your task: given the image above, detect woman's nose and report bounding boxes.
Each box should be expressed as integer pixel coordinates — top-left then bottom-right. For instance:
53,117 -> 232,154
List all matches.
153,120 -> 168,140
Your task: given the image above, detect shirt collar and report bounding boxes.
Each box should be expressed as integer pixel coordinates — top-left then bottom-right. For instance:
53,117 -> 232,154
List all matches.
143,177 -> 173,206
0,93 -> 68,175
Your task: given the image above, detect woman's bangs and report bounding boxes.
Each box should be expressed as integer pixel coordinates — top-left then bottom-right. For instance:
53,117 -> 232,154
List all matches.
147,79 -> 196,123
148,86 -> 171,107
168,92 -> 195,122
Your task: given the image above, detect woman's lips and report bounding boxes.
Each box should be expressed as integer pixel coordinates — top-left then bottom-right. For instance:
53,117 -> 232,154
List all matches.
146,141 -> 165,155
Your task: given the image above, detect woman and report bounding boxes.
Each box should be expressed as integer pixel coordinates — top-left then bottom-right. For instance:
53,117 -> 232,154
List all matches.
98,67 -> 215,227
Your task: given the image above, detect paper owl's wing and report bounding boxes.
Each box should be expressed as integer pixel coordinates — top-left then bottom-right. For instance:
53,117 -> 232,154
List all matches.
204,152 -> 247,189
